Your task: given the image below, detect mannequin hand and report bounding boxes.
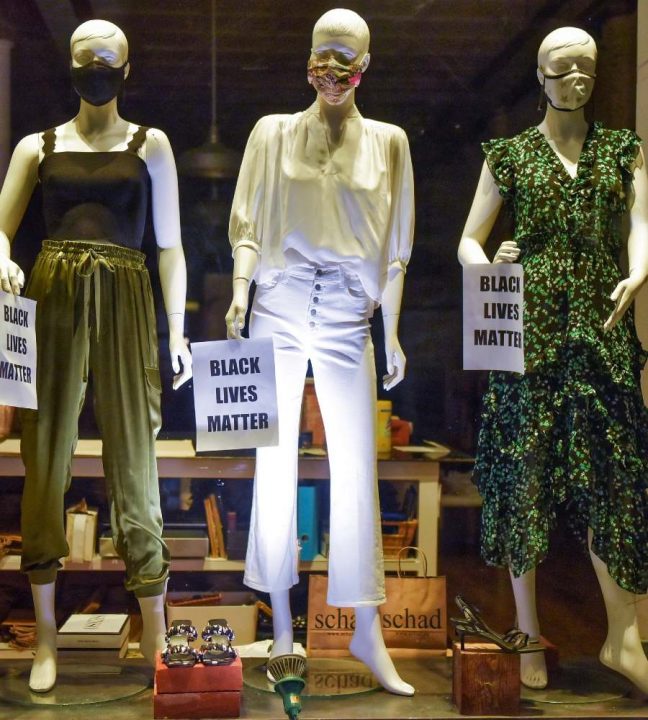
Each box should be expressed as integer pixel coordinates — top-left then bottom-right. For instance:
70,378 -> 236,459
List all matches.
493,241 -> 520,264
383,335 -> 406,390
0,255 -> 25,295
225,285 -> 249,339
170,330 -> 192,389
604,271 -> 646,332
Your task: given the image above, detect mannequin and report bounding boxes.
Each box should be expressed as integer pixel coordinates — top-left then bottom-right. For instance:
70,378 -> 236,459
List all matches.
458,27 -> 648,692
226,9 -> 414,696
0,20 -> 192,691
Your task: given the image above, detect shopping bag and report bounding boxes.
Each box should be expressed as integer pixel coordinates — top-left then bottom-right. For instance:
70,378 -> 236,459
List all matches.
65,498 -> 98,562
307,547 -> 446,657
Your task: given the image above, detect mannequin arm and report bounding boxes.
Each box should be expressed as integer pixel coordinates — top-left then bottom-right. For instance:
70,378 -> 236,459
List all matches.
146,128 -> 192,388
604,148 -> 648,331
381,269 -> 405,390
225,246 -> 259,339
0,134 -> 40,294
457,160 -> 512,265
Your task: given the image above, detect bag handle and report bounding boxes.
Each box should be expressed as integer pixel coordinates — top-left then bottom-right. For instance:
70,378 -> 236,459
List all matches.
396,545 -> 428,578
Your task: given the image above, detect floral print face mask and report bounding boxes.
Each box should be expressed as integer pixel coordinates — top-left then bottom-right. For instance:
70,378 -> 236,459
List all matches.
307,56 -> 364,94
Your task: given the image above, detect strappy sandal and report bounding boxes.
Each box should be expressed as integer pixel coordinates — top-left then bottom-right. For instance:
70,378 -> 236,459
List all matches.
162,619 -> 201,668
200,618 -> 237,666
450,595 -> 543,653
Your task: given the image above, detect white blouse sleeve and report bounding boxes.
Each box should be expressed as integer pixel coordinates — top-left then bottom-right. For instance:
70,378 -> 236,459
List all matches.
229,116 -> 274,256
386,127 -> 415,278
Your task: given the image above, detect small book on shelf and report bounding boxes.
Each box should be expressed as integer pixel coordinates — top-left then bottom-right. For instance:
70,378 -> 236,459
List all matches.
57,613 -> 130,649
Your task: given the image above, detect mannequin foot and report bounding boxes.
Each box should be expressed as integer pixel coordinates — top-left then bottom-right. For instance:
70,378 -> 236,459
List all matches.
599,628 -> 648,694
520,646 -> 547,690
29,631 -> 57,693
349,629 -> 414,696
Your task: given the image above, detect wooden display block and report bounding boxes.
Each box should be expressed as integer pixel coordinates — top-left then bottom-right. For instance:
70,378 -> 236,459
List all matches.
153,683 -> 240,719
452,641 -> 520,715
155,653 -> 242,694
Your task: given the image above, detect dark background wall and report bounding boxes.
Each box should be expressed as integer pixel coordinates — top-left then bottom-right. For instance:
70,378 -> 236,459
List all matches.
0,0 -> 637,452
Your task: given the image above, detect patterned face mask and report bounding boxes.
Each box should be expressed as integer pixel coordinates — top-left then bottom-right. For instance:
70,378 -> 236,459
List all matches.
307,57 -> 364,93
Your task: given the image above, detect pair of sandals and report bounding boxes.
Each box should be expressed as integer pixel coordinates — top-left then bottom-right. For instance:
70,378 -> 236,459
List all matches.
450,595 -> 543,654
162,618 -> 237,668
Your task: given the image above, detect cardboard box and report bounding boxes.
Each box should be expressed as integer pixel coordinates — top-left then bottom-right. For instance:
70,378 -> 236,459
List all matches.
166,592 -> 258,646
57,613 -> 130,649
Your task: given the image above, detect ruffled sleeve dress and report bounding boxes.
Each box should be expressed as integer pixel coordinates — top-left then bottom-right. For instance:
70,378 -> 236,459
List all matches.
474,122 -> 648,594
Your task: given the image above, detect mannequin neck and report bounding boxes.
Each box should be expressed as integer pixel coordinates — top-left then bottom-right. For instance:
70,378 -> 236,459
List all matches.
538,105 -> 589,140
316,90 -> 357,131
75,98 -> 124,135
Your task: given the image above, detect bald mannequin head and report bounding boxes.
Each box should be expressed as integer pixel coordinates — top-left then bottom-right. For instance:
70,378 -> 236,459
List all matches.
70,19 -> 129,67
312,8 -> 370,56
537,26 -> 596,72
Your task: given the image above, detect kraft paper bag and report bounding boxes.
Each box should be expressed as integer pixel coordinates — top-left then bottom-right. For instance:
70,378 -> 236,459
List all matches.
307,548 -> 446,657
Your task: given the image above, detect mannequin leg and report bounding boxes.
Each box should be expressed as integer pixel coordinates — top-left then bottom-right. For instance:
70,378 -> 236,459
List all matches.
269,590 -> 293,658
589,539 -> 648,692
349,606 -> 414,696
509,568 -> 547,689
137,592 -> 167,665
29,582 -> 57,693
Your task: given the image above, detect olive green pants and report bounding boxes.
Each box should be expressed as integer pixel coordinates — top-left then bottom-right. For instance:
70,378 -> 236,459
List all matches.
20,240 -> 169,597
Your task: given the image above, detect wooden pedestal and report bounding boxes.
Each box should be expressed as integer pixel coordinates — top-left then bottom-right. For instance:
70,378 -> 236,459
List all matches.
155,654 -> 243,694
153,685 -> 241,719
452,641 -> 520,715
153,654 -> 242,718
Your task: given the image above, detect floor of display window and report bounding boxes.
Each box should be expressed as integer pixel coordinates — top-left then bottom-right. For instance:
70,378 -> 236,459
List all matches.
1,508 -> 646,718
0,655 -> 645,719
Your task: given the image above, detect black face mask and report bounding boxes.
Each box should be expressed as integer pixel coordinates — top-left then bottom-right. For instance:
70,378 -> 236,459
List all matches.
70,60 -> 127,106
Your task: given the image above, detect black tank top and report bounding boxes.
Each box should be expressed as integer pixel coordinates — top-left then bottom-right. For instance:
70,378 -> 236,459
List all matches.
38,125 -> 150,250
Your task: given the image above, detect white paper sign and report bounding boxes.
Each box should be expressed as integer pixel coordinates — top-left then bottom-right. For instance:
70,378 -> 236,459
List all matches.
463,263 -> 524,373
191,337 -> 279,452
0,291 -> 37,409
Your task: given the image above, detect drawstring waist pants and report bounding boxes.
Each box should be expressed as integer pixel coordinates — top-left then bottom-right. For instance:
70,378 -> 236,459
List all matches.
244,264 -> 386,607
20,240 -> 169,597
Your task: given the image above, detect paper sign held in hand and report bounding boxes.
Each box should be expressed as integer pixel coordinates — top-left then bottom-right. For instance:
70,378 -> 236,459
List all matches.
0,291 -> 37,409
191,337 -> 279,452
463,264 -> 524,374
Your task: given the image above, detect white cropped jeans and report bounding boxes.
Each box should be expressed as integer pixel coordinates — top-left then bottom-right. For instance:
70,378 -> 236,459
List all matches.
244,264 -> 386,606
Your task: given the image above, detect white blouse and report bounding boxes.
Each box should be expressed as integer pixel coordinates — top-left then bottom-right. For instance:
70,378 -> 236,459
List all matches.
229,102 -> 415,302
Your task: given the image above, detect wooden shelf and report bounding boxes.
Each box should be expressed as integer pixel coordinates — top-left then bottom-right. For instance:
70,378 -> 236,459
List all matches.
0,553 -> 424,574
0,438 -> 442,577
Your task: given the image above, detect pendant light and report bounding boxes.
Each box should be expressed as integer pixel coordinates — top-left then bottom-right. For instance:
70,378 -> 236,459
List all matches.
178,0 -> 241,178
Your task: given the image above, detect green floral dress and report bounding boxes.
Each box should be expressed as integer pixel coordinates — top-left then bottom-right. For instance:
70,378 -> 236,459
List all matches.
475,122 -> 648,594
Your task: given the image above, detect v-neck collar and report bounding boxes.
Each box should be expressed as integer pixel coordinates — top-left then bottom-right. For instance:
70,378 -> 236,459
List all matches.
529,122 -> 599,184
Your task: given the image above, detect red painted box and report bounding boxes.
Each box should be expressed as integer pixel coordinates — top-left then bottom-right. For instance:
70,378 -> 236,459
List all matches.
155,653 -> 243,694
